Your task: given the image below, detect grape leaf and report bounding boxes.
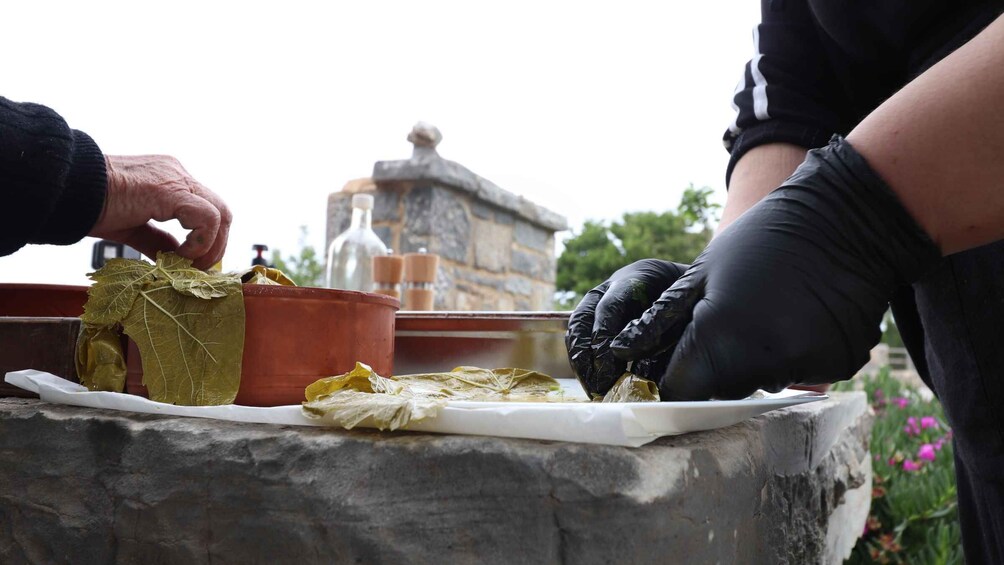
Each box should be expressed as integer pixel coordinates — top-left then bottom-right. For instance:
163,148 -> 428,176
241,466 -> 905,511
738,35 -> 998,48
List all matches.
122,279 -> 244,405
81,253 -> 239,322
302,363 -> 562,430
80,259 -> 159,326
77,252 -> 245,405
170,278 -> 233,299
302,364 -> 663,432
392,366 -> 561,401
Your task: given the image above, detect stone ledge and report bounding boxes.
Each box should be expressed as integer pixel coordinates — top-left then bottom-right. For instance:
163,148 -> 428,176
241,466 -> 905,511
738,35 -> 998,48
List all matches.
0,392 -> 871,564
373,156 -> 568,233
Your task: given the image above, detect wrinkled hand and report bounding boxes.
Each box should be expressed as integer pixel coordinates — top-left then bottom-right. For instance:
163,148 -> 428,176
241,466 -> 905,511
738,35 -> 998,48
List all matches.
610,137 -> 940,400
566,259 -> 689,396
89,155 -> 232,269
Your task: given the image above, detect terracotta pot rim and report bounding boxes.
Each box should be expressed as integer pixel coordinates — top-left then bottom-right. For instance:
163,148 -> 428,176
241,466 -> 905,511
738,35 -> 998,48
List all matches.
0,283 -> 89,292
0,283 -> 400,307
242,285 -> 400,309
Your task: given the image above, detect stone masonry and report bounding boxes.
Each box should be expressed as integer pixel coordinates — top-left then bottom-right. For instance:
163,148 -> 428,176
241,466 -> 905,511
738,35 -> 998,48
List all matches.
0,392 -> 871,564
327,123 -> 568,311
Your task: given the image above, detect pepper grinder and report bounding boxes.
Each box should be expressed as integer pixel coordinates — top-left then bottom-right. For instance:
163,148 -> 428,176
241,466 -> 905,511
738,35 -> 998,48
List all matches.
403,249 -> 439,310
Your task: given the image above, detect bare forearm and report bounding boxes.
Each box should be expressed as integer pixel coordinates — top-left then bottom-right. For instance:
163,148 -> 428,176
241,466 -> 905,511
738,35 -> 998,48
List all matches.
717,143 -> 807,236
847,14 -> 1004,255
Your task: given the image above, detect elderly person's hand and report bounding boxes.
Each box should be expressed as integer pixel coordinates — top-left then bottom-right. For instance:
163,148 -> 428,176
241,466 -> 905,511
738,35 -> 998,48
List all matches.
89,155 -> 232,269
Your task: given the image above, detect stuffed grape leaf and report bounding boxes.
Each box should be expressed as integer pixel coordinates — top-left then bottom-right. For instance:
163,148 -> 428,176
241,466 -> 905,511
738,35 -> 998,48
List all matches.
75,325 -> 127,392
304,362 -> 376,398
240,265 -> 296,286
601,373 -> 660,403
303,390 -> 445,431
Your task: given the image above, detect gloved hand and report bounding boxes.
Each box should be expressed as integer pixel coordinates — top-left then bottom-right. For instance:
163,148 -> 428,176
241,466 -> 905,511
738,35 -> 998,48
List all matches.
610,136 -> 941,400
566,259 -> 689,396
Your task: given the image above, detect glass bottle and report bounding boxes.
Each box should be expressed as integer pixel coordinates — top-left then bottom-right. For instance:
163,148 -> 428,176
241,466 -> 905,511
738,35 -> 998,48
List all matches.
325,193 -> 388,291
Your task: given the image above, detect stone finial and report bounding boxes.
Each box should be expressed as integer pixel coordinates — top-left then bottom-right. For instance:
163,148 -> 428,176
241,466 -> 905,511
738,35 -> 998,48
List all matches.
408,122 -> 442,158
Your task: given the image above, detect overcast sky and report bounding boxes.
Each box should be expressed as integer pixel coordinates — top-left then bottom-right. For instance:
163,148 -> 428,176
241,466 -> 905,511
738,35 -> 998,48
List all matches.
1,1 -> 760,285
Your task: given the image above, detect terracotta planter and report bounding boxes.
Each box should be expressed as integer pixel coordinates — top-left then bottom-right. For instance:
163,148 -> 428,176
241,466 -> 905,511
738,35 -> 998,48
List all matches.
0,283 -> 88,317
127,285 -> 399,406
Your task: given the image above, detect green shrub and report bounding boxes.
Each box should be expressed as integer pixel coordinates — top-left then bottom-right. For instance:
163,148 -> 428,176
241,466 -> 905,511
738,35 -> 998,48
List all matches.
833,367 -> 961,564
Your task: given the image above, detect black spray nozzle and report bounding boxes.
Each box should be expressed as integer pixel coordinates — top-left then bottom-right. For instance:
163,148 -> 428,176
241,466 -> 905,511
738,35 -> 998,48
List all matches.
252,244 -> 269,266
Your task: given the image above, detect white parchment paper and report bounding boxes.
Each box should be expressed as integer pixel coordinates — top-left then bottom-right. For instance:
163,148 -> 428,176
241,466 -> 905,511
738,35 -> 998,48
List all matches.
4,370 -> 825,447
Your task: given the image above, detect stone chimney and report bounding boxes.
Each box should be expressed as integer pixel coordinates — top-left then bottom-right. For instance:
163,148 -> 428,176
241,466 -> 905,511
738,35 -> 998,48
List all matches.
327,124 -> 568,310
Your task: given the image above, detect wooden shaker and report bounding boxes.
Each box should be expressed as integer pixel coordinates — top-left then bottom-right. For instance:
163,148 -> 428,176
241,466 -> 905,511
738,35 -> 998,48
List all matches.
403,251 -> 439,310
371,254 -> 404,299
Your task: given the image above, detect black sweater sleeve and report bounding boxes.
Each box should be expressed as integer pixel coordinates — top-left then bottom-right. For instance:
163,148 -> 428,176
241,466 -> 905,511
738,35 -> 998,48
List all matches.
0,96 -> 107,256
722,0 -> 850,186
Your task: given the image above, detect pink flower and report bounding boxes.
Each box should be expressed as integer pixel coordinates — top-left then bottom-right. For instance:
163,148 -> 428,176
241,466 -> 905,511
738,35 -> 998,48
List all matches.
903,459 -> 923,472
904,417 -> 921,435
893,397 -> 910,409
874,389 -> 887,408
921,416 -> 938,430
918,444 -> 937,462
935,438 -> 946,450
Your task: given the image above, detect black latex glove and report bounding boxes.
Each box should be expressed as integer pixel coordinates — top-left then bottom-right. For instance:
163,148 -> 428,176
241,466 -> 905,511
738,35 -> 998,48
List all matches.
610,136 -> 941,400
566,259 -> 689,396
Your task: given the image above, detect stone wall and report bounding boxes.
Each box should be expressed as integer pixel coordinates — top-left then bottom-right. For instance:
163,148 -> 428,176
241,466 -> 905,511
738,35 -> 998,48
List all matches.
0,392 -> 872,564
327,124 -> 567,311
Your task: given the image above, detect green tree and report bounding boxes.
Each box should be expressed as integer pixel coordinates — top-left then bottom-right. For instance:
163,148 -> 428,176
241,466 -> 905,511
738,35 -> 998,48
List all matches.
678,183 -> 720,228
555,184 -> 719,309
555,220 -> 625,301
270,226 -> 325,287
